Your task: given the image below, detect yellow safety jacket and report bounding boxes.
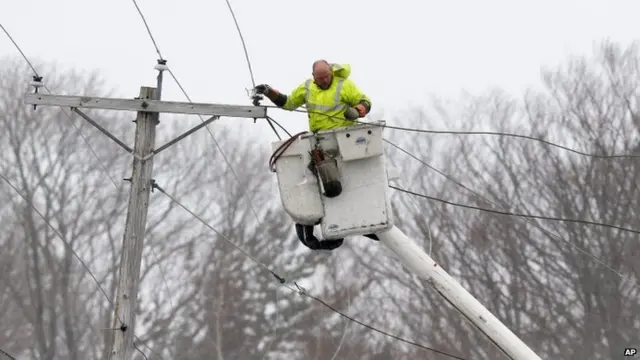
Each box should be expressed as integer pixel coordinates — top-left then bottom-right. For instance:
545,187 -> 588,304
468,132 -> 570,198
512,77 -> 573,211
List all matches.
282,64 -> 371,132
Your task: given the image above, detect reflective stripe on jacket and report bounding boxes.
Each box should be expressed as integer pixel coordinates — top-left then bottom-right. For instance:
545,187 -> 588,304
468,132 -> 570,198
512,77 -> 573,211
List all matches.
282,63 -> 371,132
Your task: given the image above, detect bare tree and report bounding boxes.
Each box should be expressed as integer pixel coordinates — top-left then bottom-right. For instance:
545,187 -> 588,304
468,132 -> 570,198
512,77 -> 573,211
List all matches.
0,57 -> 131,359
0,57 -> 245,359
0,56 -> 391,360
375,40 -> 640,360
8,40 -> 638,360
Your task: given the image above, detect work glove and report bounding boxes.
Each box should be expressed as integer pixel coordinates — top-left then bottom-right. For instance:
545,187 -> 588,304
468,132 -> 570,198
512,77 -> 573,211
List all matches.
254,84 -> 272,95
344,106 -> 360,120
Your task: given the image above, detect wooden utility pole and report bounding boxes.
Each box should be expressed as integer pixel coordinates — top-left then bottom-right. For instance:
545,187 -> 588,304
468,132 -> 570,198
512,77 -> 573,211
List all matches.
24,62 -> 269,359
109,85 -> 158,359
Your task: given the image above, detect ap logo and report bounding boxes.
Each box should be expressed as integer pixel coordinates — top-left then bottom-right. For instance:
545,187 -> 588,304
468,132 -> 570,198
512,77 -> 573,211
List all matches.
624,348 -> 637,356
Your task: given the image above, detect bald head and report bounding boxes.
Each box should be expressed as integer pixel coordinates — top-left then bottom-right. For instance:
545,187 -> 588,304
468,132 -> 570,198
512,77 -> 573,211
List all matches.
312,59 -> 330,72
312,59 -> 332,89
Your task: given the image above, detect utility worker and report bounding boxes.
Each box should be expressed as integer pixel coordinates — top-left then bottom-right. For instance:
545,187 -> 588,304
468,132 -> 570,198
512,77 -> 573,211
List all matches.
254,60 -> 372,132
255,60 -> 379,251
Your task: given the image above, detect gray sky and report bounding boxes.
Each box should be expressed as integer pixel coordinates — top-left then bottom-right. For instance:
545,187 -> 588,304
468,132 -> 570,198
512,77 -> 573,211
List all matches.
2,3 -> 638,353
3,0 -> 639,140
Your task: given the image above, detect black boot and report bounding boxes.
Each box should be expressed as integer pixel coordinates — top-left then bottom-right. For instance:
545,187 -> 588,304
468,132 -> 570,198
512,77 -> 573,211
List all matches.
295,223 -> 344,250
363,233 -> 379,241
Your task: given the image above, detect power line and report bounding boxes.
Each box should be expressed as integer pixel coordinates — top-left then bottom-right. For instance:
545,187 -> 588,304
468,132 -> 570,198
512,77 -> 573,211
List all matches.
2,171 -> 164,359
267,115 -> 292,137
260,105 -> 639,286
153,183 -> 284,282
98,3 -> 285,356
222,0 -> 255,88
1,22 -> 121,190
265,105 -> 640,159
223,0 -> 282,139
0,172 -> 119,318
384,138 -> 639,289
130,0 -> 163,60
283,282 -> 468,360
128,0 -> 279,264
391,185 -> 640,235
368,121 -> 640,159
0,347 -> 17,360
154,182 -> 467,359
264,106 -> 640,230
0,23 -> 39,76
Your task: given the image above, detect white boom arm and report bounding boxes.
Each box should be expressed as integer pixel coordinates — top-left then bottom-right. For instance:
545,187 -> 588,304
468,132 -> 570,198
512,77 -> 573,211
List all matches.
377,226 -> 542,360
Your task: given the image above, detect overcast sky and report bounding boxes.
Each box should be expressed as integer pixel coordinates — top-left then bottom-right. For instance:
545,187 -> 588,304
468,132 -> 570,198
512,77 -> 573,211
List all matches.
2,1 -> 639,341
3,0 -> 639,141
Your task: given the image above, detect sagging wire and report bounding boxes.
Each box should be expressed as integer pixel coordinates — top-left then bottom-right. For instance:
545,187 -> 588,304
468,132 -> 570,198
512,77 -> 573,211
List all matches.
384,139 -> 639,290
129,0 -> 281,286
0,347 -> 17,360
264,105 -> 640,159
390,185 -> 640,235
262,108 -> 640,232
152,181 -> 468,359
0,172 -> 122,324
261,104 -> 639,291
1,171 -> 166,359
282,282 -> 467,360
152,183 -> 284,283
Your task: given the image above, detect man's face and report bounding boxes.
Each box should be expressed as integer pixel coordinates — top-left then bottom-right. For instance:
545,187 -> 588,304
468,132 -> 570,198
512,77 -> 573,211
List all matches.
313,67 -> 332,89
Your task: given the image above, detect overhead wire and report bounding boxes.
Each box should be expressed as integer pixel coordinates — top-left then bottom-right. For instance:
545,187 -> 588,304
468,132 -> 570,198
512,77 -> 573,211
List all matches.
368,121 -> 640,159
131,0 -> 163,60
153,183 -> 468,359
0,347 -> 17,360
129,0 -> 281,261
263,108 -> 640,232
383,138 -> 639,289
264,105 -> 640,159
222,0 -> 282,139
128,2 -> 294,357
391,185 -> 640,235
0,173 -> 120,320
1,170 -> 167,360
0,23 -> 121,190
281,283 -> 467,360
266,115 -> 292,137
216,3 -> 300,356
